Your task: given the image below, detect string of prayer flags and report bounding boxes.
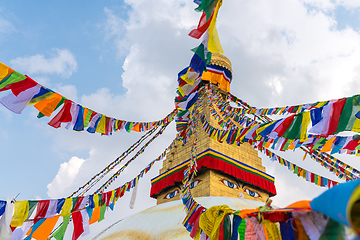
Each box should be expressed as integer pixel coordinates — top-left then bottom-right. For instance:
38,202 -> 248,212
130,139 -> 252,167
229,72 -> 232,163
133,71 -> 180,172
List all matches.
95,122 -> 172,193
228,91 -> 357,118
303,148 -> 359,181
69,126 -> 159,197
95,134 -> 175,193
257,146 -> 340,188
0,62 -> 176,136
0,139 -> 174,239
176,0 -> 225,132
202,85 -> 360,156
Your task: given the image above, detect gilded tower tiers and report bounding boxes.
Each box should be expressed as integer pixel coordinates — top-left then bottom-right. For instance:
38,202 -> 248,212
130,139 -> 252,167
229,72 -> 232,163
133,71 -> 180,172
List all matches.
150,53 -> 276,205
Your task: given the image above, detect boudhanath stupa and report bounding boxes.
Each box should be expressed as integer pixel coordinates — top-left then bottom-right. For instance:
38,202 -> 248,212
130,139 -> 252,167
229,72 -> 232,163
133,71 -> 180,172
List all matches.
0,1 -> 360,240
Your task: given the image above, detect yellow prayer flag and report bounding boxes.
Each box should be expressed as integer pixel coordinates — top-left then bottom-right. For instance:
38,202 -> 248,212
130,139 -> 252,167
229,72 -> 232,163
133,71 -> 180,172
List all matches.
28,92 -> 54,105
356,150 -> 360,157
95,114 -> 106,134
300,111 -> 311,142
199,205 -> 233,240
93,194 -> 99,208
263,220 -> 281,239
0,62 -> 10,80
60,198 -> 72,217
11,200 -> 29,227
181,68 -> 197,85
352,105 -> 360,132
110,190 -> 115,203
207,0 -> 223,53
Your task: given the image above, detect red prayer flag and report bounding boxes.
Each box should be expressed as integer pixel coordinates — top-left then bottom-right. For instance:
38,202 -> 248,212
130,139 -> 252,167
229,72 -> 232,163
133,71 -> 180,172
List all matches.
72,211 -> 84,240
275,115 -> 295,137
48,99 -> 73,128
343,140 -> 359,151
101,194 -> 106,206
105,191 -> 112,207
310,173 -> 315,183
104,117 -> 110,135
73,197 -> 84,212
0,75 -> 37,96
189,10 -> 214,39
34,200 -> 50,223
327,99 -> 346,135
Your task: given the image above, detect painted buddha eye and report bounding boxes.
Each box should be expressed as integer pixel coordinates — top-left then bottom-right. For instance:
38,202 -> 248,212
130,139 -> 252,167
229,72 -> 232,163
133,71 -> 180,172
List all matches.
164,189 -> 179,199
190,180 -> 202,189
221,179 -> 238,189
244,188 -> 261,198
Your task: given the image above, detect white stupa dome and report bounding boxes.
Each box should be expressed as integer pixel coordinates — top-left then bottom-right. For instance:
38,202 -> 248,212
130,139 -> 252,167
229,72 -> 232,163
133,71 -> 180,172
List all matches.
91,197 -> 266,240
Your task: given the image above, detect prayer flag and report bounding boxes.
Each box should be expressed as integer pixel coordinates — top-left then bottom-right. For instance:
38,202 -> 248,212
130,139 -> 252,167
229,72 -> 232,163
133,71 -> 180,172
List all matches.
53,216 -> 70,240
31,215 -> 60,240
11,200 -> 29,227
34,200 -> 50,222
0,84 -> 41,114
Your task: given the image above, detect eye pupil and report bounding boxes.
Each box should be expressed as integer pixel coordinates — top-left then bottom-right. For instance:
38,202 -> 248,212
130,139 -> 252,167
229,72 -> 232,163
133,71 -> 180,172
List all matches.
228,182 -> 234,188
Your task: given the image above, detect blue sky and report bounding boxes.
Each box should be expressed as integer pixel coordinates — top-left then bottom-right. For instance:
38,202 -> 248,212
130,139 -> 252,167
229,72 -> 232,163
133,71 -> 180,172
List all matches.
2,0 -> 360,237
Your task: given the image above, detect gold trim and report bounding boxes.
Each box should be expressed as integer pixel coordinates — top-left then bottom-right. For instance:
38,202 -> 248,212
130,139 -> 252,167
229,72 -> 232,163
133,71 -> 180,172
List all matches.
210,53 -> 232,76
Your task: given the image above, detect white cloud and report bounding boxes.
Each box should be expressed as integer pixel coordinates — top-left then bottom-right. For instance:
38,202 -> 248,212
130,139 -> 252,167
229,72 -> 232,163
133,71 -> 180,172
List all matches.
22,0 -> 360,235
216,0 -> 360,107
47,156 -> 85,198
335,0 -> 360,8
53,84 -> 79,103
9,48 -> 77,78
45,0 -> 360,208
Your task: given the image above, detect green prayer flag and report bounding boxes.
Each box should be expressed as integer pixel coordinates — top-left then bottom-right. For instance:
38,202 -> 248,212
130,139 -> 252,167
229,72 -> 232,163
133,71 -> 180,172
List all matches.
71,197 -> 78,211
294,166 -> 299,175
314,174 -> 319,184
282,114 -> 303,139
53,216 -> 70,240
223,215 -> 231,240
99,204 -> 106,222
191,44 -> 206,61
125,122 -> 133,133
274,108 -> 281,114
84,109 -> 94,128
98,193 -> 104,206
37,112 -> 45,118
238,218 -> 247,240
195,0 -> 218,20
303,169 -> 307,178
336,96 -> 358,133
282,139 -> 293,151
0,71 -> 26,90
28,200 -> 38,219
